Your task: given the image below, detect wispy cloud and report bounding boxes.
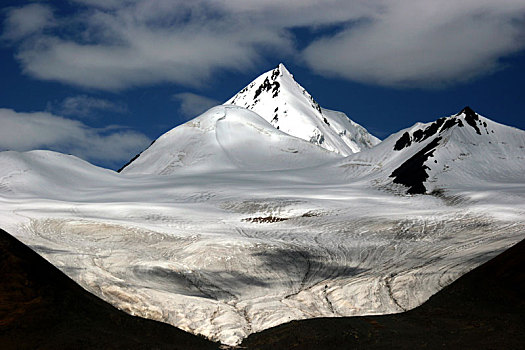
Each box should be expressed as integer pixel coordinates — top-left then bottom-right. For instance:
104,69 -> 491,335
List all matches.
48,95 -> 127,118
2,3 -> 55,41
3,0 -> 525,89
0,108 -> 150,166
302,0 -> 525,87
1,1 -> 373,90
172,92 -> 219,119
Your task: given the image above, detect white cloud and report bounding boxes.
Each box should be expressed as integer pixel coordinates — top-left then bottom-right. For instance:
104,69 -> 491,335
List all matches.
2,4 -> 55,41
0,108 -> 150,165
172,92 -> 219,118
49,95 -> 127,118
4,0 -> 525,89
303,0 -> 525,87
5,1 -> 373,90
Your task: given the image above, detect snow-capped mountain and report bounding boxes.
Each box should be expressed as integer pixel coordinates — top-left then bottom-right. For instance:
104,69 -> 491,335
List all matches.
225,63 -> 380,155
120,105 -> 341,175
120,64 -> 379,175
340,106 -> 525,195
1,63 -> 525,347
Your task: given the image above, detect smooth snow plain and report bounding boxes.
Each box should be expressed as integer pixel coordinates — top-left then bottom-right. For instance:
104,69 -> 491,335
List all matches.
1,87 -> 524,346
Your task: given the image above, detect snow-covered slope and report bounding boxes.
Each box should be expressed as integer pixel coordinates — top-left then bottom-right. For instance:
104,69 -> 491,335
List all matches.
225,64 -> 380,155
340,106 -> 525,195
0,150 -> 119,199
120,105 -> 341,175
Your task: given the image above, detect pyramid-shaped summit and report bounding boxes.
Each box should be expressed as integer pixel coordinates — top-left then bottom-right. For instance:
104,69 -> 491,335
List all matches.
119,64 -> 381,175
225,63 -> 380,156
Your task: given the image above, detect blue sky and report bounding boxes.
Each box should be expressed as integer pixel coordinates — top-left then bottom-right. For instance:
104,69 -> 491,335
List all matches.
1,0 -> 525,170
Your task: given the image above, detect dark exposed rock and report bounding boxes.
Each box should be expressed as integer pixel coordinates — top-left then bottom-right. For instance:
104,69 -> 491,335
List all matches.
271,67 -> 280,81
441,117 -> 463,131
412,129 -> 424,142
323,117 -> 330,125
243,216 -> 288,223
312,101 -> 322,114
419,118 -> 445,141
394,132 -> 412,151
394,118 -> 447,151
254,78 -> 281,100
459,106 -> 482,135
272,83 -> 280,98
310,133 -> 325,145
393,107 -> 481,152
413,118 -> 445,143
390,137 -> 442,194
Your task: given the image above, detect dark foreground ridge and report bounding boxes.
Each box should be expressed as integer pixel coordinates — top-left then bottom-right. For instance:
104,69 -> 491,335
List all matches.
0,228 -> 218,350
242,239 -> 525,349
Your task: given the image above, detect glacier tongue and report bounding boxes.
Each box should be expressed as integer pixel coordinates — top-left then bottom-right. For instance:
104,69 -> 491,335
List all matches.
225,63 -> 380,155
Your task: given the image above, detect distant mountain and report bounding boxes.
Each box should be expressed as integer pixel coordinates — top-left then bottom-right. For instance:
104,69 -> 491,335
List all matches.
0,150 -> 119,199
340,106 -> 525,195
225,63 -> 380,155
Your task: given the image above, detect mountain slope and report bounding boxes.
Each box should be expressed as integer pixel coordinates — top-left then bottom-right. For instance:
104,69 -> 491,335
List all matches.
120,105 -> 342,175
339,106 -> 525,195
225,64 -> 380,155
0,150 -> 120,199
3,222 -> 523,349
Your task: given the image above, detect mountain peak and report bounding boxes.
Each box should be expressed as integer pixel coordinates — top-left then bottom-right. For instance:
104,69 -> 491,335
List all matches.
455,106 -> 489,135
393,106 -> 494,152
276,63 -> 294,79
224,65 -> 380,155
457,106 -> 477,118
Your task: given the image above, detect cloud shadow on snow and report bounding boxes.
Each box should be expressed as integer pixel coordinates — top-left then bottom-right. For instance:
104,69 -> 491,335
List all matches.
129,247 -> 367,301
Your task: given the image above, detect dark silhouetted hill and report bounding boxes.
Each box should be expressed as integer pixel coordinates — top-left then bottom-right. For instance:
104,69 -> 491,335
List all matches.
243,238 -> 525,349
0,228 -> 218,350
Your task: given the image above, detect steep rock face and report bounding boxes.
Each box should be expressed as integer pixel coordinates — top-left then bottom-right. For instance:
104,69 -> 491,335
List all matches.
225,64 -> 380,156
